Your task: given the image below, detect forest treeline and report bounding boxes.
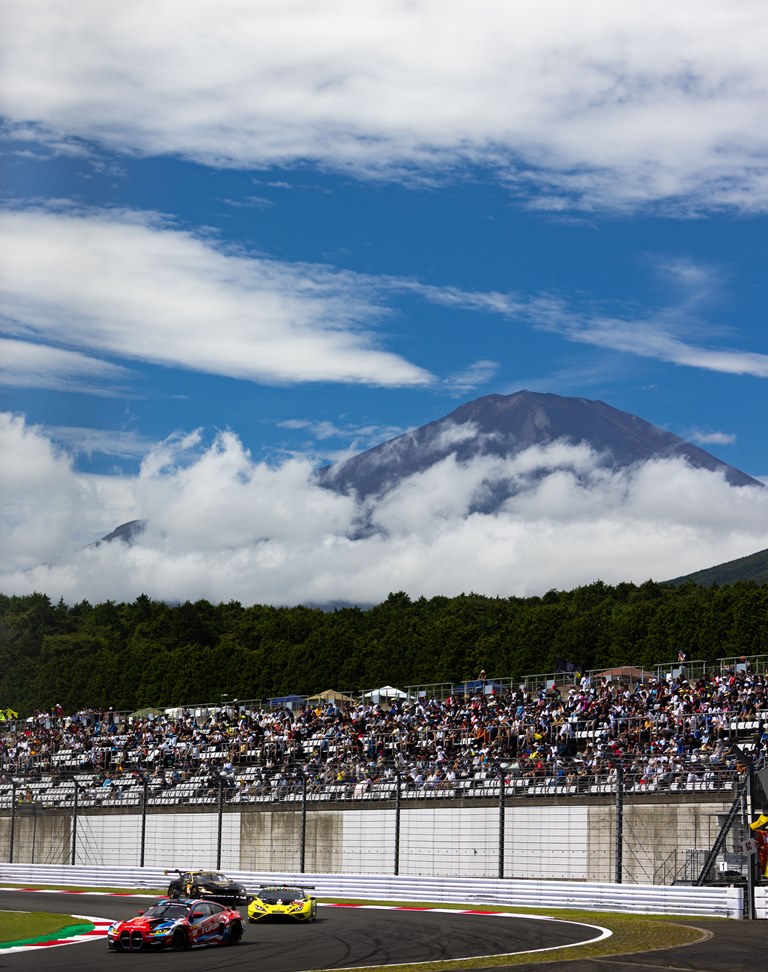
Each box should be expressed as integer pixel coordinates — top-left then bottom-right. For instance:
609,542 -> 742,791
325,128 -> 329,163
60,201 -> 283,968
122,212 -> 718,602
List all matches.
2,581 -> 767,716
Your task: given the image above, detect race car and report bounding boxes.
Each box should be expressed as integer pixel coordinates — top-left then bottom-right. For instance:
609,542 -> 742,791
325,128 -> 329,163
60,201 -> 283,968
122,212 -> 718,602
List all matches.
107,897 -> 243,951
165,868 -> 247,905
247,884 -> 317,922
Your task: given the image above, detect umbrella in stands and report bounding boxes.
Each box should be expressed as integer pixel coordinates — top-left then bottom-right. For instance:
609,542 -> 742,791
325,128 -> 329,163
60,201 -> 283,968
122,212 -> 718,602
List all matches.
305,689 -> 358,705
362,685 -> 408,704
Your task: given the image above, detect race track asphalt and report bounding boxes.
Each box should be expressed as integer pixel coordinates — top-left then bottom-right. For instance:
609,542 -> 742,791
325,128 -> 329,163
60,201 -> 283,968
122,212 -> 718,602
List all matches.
0,890 -> 600,970
0,890 -> 763,971
475,919 -> 766,972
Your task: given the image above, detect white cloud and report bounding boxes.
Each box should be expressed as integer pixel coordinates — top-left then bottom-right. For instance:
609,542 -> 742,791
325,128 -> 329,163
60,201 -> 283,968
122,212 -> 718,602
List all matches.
397,279 -> 768,381
0,208 -> 432,387
0,413 -> 135,568
2,414 -> 767,604
426,422 -> 482,455
45,425 -> 156,461
2,2 -> 768,211
443,359 -> 500,395
276,418 -> 407,460
1,203 -> 762,403
687,429 -> 737,447
559,315 -> 768,377
0,338 -> 132,392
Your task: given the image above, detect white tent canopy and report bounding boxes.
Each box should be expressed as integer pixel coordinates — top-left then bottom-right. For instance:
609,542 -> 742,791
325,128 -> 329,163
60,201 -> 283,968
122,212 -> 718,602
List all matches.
363,685 -> 407,703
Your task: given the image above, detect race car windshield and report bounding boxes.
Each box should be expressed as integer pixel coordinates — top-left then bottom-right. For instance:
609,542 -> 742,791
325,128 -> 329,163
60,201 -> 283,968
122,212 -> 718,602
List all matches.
260,888 -> 303,903
198,872 -> 228,883
145,903 -> 190,919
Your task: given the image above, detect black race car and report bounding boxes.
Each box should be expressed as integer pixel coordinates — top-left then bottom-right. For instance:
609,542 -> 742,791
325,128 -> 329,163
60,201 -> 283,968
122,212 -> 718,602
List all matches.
165,869 -> 247,905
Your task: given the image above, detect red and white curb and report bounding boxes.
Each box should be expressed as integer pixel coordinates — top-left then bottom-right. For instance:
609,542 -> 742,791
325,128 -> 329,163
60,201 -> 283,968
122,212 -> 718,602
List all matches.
0,887 -> 158,898
0,915 -> 113,954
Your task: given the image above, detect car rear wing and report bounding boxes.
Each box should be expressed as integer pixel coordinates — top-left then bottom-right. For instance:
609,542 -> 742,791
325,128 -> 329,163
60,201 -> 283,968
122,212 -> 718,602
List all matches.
257,883 -> 316,890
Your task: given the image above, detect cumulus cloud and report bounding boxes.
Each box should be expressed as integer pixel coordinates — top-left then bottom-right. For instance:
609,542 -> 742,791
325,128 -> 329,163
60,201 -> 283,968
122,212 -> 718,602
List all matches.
0,208 -> 431,387
2,413 -> 767,605
0,414 -> 136,569
2,2 -> 768,211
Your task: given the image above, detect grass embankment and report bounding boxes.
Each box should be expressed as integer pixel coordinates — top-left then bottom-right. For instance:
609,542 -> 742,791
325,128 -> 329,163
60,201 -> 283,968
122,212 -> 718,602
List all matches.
0,911 -> 90,946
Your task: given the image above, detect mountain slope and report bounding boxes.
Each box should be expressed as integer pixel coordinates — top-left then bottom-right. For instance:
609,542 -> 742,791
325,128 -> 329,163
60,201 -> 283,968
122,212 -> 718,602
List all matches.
317,390 -> 762,501
666,547 -> 768,587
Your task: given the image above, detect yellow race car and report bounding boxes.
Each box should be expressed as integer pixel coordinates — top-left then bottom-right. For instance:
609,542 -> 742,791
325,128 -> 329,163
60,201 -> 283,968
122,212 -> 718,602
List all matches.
247,885 -> 318,922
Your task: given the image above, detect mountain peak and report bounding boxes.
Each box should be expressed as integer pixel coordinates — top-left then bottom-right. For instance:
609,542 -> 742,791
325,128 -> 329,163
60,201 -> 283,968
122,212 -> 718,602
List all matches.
318,390 -> 761,501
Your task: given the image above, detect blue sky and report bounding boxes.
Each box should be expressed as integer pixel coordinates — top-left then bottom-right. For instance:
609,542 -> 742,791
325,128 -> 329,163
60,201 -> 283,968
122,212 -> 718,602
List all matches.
2,1 -> 768,605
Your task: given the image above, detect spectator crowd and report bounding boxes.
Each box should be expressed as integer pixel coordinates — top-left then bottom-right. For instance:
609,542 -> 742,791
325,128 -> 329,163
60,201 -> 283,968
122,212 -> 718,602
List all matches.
2,665 -> 767,805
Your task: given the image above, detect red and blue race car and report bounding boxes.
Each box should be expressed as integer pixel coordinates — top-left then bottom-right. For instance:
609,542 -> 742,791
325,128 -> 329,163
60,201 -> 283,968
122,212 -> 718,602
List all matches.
107,897 -> 243,951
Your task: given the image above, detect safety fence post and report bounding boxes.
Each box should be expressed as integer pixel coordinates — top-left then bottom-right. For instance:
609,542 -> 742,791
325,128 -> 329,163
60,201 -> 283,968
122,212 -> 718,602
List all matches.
737,746 -> 757,920
9,781 -> 16,863
300,770 -> 307,874
498,762 -> 506,879
394,768 -> 401,876
216,778 -> 224,870
140,778 -> 148,868
615,762 -> 624,884
70,779 -> 78,866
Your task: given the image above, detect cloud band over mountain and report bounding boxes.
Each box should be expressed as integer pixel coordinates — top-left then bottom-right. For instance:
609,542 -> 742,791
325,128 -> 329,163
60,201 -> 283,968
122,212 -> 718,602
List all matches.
2,406 -> 767,606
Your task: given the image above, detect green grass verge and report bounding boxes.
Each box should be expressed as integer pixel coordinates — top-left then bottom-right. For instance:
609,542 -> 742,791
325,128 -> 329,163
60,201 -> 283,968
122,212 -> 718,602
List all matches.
0,911 -> 87,946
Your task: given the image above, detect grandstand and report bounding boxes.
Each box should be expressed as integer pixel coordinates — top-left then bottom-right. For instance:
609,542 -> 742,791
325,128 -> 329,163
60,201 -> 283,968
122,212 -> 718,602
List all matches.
2,656 -> 766,804
1,657 -> 766,886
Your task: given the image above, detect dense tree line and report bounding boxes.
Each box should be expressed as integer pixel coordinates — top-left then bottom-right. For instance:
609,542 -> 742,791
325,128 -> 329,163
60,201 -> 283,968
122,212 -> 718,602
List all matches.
1,581 -> 767,715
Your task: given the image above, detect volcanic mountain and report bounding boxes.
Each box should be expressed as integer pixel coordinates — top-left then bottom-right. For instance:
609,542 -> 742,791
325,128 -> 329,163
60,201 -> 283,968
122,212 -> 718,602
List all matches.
316,390 -> 762,504
101,390 -> 762,545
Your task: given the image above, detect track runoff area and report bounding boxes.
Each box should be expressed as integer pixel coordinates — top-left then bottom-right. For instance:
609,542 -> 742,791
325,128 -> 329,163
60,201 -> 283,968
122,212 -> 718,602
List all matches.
0,884 -> 620,970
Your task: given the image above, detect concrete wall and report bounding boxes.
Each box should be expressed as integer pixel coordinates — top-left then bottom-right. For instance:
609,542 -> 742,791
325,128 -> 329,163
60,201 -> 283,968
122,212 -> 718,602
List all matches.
0,797 -> 735,883
0,806 -> 70,865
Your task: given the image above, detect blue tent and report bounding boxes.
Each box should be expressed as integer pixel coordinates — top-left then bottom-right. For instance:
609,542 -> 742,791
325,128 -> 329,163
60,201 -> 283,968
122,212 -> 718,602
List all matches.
453,680 -> 505,696
266,694 -> 306,710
